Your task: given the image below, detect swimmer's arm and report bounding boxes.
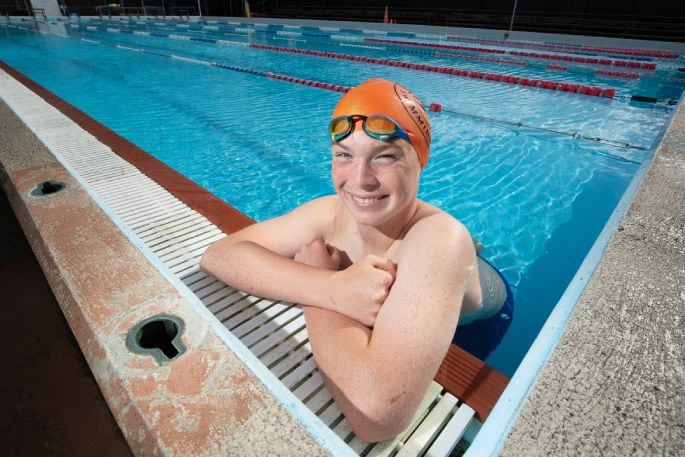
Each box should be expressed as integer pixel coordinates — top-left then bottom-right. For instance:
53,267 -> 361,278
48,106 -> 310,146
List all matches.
461,260 -> 483,315
302,215 -> 477,442
200,197 -> 340,309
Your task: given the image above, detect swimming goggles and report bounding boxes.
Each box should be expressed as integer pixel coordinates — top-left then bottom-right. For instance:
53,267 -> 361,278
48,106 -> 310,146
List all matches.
329,114 -> 409,143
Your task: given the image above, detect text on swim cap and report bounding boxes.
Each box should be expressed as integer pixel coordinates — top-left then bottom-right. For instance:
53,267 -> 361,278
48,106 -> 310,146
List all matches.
394,84 -> 431,144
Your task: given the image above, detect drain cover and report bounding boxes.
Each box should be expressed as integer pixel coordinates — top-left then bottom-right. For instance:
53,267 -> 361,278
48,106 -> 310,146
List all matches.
126,315 -> 186,364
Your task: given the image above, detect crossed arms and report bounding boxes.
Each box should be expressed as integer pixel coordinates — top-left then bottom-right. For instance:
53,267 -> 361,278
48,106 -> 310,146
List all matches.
200,196 -> 478,442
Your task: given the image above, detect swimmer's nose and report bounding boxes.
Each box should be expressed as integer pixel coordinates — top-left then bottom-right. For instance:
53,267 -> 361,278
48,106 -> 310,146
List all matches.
352,159 -> 379,190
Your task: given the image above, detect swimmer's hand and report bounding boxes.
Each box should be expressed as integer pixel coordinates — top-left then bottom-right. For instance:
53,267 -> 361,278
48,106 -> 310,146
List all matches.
330,255 -> 396,327
294,239 -> 341,271
294,240 -> 395,327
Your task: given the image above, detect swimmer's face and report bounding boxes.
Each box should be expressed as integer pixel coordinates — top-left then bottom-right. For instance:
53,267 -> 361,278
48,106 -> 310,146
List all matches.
331,130 -> 421,227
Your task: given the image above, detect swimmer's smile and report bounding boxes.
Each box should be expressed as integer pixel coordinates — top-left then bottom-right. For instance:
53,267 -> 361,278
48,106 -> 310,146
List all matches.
346,191 -> 390,209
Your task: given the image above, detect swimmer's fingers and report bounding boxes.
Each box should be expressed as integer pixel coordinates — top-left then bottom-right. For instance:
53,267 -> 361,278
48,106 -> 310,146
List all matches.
295,239 -> 340,270
366,255 -> 397,284
325,244 -> 342,270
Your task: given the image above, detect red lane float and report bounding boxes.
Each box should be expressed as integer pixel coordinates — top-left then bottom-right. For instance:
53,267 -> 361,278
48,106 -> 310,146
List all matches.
596,69 -> 640,79
365,37 -> 657,70
446,35 -> 680,59
366,37 -> 506,54
265,72 -> 349,93
505,51 -> 656,70
435,52 -> 526,66
429,103 -> 443,112
250,43 -> 617,98
546,64 -> 568,71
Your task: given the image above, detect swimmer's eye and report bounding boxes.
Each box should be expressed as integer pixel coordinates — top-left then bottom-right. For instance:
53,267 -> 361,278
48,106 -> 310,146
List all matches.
375,153 -> 399,161
333,151 -> 353,159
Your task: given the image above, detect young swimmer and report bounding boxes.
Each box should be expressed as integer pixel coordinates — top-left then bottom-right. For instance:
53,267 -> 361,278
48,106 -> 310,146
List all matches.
201,78 -> 490,442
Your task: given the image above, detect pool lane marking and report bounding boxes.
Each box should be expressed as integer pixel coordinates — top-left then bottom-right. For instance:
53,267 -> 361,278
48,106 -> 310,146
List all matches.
85,19 -> 679,83
85,18 -> 657,77
87,17 -> 681,61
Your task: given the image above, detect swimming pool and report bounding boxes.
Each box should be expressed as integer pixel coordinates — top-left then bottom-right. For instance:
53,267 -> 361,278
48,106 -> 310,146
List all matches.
1,17 -> 683,377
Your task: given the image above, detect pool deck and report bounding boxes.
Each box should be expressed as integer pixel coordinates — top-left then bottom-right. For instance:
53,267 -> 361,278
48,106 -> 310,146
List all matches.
1,17 -> 684,456
499,92 -> 685,455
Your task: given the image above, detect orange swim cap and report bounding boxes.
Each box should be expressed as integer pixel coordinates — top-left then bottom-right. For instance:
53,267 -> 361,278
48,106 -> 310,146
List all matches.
332,78 -> 431,168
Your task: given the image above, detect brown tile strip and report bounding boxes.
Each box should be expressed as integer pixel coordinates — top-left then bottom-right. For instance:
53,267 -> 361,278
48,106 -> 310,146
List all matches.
0,60 -> 255,235
435,344 -> 509,421
1,59 -> 508,423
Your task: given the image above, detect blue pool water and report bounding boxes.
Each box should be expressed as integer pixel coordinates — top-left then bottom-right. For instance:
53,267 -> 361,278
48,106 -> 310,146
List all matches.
1,18 -> 683,376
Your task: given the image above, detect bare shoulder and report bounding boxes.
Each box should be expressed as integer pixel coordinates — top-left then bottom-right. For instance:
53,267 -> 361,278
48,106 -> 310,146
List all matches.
398,202 -> 473,260
288,195 -> 338,218
280,195 -> 339,232
219,195 -> 339,257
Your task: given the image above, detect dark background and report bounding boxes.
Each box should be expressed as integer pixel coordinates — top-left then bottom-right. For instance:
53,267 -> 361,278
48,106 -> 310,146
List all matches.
2,0 -> 684,41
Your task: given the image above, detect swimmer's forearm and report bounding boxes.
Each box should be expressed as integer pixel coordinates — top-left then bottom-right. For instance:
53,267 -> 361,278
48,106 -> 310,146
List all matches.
302,306 -> 414,442
200,239 -> 338,310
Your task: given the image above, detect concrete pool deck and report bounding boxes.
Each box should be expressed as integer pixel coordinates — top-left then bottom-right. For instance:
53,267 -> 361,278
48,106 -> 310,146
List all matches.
1,18 -> 684,456
500,91 -> 685,455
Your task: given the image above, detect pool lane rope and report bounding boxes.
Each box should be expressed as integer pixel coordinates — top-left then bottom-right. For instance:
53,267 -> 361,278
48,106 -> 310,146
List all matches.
80,19 -> 685,84
83,18 -> 664,78
2,23 -> 657,154
249,43 -> 618,98
65,21 -> 620,99
87,16 -> 680,60
445,35 -> 680,60
425,103 -> 647,157
363,38 -> 659,70
10,21 -> 678,103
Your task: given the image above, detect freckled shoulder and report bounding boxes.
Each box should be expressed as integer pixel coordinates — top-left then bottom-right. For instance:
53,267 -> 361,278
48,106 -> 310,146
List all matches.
402,202 -> 473,252
289,195 -> 341,235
